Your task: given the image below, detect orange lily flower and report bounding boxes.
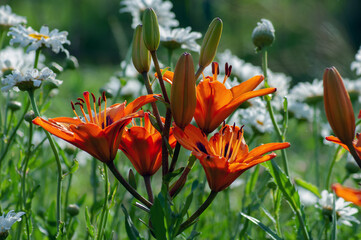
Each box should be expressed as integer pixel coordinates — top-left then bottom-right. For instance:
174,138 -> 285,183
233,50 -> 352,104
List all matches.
332,183 -> 361,206
173,123 -> 290,192
119,112 -> 177,176
160,62 -> 276,134
326,135 -> 361,158
33,91 -> 158,163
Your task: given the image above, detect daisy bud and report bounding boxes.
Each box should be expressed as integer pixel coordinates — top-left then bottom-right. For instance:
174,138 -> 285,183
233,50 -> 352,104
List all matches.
25,110 -> 35,123
49,62 -> 63,74
132,25 -> 151,73
323,67 -> 355,146
171,52 -> 196,129
252,19 -> 275,51
65,56 -> 79,70
66,204 -> 80,217
199,17 -> 223,68
7,101 -> 21,112
142,8 -> 160,51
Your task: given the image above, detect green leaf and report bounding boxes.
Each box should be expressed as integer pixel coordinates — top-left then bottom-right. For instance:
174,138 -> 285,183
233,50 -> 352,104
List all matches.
85,207 -> 95,238
173,192 -> 193,237
121,205 -> 143,240
294,178 -> 321,198
263,160 -> 300,210
245,165 -> 260,195
150,197 -> 167,240
240,212 -> 283,240
62,160 -> 79,178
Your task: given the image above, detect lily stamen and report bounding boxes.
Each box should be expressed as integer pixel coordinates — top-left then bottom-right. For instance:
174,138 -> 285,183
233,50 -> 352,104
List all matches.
102,92 -> 107,128
71,101 -> 81,122
91,93 -> 99,125
83,92 -> 94,123
98,97 -> 102,126
75,102 -> 89,123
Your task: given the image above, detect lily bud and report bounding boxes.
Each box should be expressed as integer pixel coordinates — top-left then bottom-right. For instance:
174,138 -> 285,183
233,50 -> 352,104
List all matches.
142,8 -> 160,51
132,25 -> 151,74
171,52 -> 196,129
252,19 -> 275,51
323,67 -> 355,146
199,17 -> 223,68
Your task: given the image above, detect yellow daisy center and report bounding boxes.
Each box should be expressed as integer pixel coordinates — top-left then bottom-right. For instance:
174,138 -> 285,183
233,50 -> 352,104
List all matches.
28,33 -> 49,40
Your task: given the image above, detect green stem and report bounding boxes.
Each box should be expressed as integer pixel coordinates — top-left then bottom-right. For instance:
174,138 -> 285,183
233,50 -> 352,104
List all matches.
90,158 -> 98,222
313,106 -> 320,187
106,161 -> 152,208
0,30 -> 6,51
347,143 -> 361,169
97,163 -> 109,240
170,155 -> 196,198
169,142 -> 181,173
150,51 -> 170,103
261,50 -> 290,176
2,93 -> 10,142
28,90 -> 62,233
195,66 -> 205,80
5,111 -> 13,136
0,101 -> 30,164
21,122 -> 32,240
143,175 -> 154,203
177,191 -> 218,235
325,146 -> 342,189
64,173 -> 73,224
34,48 -> 41,68
141,72 -> 164,132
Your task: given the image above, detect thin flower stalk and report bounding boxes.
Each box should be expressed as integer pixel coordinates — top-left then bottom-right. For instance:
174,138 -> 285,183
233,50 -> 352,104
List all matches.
97,163 -> 109,240
262,49 -> 290,176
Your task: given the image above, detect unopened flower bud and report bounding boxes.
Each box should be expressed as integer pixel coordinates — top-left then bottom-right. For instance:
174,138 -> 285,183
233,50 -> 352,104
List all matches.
66,204 -> 80,217
171,52 -> 196,129
142,8 -> 160,51
65,56 -> 79,70
24,110 -> 35,123
346,156 -> 360,174
323,67 -> 355,146
128,169 -> 137,189
49,62 -> 63,74
132,25 -> 151,73
199,18 -> 223,68
7,101 -> 21,112
252,19 -> 275,51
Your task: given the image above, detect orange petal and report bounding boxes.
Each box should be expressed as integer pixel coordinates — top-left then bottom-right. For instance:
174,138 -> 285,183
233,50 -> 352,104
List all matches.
231,153 -> 276,172
230,75 -> 264,97
332,183 -> 361,206
245,142 -> 290,160
124,94 -> 160,115
325,135 -> 350,151
155,70 -> 173,84
32,117 -> 74,142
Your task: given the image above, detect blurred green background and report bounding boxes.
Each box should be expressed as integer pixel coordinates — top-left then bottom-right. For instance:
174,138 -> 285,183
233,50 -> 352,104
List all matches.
4,0 -> 361,84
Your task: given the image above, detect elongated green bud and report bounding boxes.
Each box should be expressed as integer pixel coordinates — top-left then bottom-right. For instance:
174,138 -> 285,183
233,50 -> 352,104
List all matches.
132,25 -> 151,73
199,18 -> 223,68
142,8 -> 160,51
171,52 -> 197,129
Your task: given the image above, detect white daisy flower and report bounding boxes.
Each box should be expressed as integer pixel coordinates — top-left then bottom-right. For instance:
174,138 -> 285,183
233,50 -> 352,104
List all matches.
0,5 -> 26,28
351,46 -> 361,76
229,98 -> 277,134
297,187 -> 318,206
1,67 -> 62,92
8,25 -> 70,56
120,0 -> 179,30
160,27 -> 202,52
317,190 -> 360,226
0,46 -> 44,78
287,99 -> 313,121
289,79 -> 323,105
0,210 -> 25,234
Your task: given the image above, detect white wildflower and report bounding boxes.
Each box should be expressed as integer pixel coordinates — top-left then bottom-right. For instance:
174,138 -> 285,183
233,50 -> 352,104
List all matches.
120,0 -> 179,30
0,210 -> 25,234
0,46 -> 44,78
297,187 -> 318,206
0,5 -> 26,28
229,98 -> 276,135
317,190 -> 360,226
160,27 -> 202,52
289,79 -> 323,105
8,25 -> 70,56
351,46 -> 361,76
1,67 -> 62,92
